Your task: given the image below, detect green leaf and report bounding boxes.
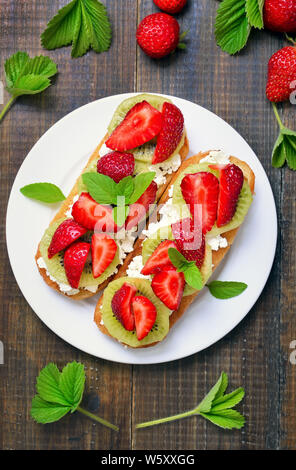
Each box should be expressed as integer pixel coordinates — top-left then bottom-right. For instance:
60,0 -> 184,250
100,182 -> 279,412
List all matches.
4,52 -> 30,88
272,127 -> 296,170
8,75 -> 51,97
113,205 -> 129,227
168,247 -> 187,271
213,372 -> 228,400
246,0 -> 264,29
184,265 -> 203,290
36,363 -> 70,406
215,0 -> 251,55
82,172 -> 118,204
31,395 -> 71,424
117,176 -> 134,202
197,373 -> 225,413
41,0 -> 112,58
211,387 -> 245,411
200,409 -> 245,430
59,362 -> 85,412
207,281 -> 248,299
20,183 -> 66,203
129,172 -> 156,204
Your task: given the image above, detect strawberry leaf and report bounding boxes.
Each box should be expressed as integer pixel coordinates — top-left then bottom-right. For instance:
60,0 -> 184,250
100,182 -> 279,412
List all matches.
272,127 -> 296,170
246,0 -> 264,29
215,0 -> 251,55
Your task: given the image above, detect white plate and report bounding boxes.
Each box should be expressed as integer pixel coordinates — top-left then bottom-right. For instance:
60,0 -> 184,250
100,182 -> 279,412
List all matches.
6,93 -> 277,364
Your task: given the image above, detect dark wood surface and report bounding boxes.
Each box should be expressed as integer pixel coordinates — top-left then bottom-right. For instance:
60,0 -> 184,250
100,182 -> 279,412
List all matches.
0,0 -> 295,450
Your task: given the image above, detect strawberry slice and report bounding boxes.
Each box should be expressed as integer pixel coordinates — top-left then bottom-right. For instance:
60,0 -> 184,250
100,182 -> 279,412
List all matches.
48,219 -> 87,259
171,217 -> 205,268
152,102 -> 184,164
181,172 -> 219,234
72,193 -> 118,233
125,181 -> 157,230
64,241 -> 90,289
91,233 -> 117,278
141,240 -> 178,275
132,295 -> 157,341
210,164 -> 244,227
111,283 -> 137,331
151,268 -> 185,311
97,151 -> 135,183
106,101 -> 162,152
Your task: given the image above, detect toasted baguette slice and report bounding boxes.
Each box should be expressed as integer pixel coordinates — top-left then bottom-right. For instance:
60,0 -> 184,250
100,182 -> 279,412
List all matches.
36,133 -> 189,300
94,151 -> 255,346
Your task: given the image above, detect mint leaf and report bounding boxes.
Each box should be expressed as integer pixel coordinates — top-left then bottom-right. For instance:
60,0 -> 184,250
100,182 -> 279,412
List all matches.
36,363 -> 70,406
200,409 -> 245,430
41,0 -> 112,58
117,176 -> 134,202
59,362 -> 85,412
272,128 -> 296,170
113,205 -> 129,227
31,395 -> 71,424
82,172 -> 118,204
168,247 -> 187,271
168,248 -> 203,290
129,172 -> 156,204
211,388 -> 245,411
20,183 -> 66,203
246,0 -> 264,29
207,281 -> 248,299
215,0 -> 251,55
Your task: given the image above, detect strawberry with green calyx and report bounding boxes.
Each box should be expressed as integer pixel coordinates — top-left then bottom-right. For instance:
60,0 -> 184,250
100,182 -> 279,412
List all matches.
270,102 -> 296,170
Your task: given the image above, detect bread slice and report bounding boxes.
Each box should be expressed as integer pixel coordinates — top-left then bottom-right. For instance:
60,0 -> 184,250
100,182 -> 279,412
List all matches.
35,133 -> 189,300
94,151 -> 255,345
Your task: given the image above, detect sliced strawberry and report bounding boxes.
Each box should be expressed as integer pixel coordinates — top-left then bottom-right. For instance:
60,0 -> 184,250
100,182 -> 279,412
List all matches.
213,164 -> 244,227
152,102 -> 184,164
72,193 -> 118,233
141,240 -> 178,275
97,151 -> 135,183
106,101 -> 162,152
132,295 -> 157,341
181,172 -> 219,234
91,233 -> 117,278
151,268 -> 185,311
171,217 -> 205,268
48,219 -> 87,259
125,181 -> 157,230
111,283 -> 137,331
64,242 -> 90,289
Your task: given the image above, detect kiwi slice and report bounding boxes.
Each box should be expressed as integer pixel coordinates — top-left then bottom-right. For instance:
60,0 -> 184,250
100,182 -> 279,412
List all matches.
39,219 -> 120,288
102,277 -> 170,347
183,244 -> 213,297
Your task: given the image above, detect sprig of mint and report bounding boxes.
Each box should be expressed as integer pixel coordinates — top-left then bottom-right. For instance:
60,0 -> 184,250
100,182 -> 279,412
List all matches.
136,372 -> 245,430
41,0 -> 112,58
20,183 -> 66,203
0,52 -> 57,123
82,171 -> 156,225
271,102 -> 296,170
168,248 -> 203,291
215,0 -> 264,55
207,281 -> 248,299
31,362 -> 119,431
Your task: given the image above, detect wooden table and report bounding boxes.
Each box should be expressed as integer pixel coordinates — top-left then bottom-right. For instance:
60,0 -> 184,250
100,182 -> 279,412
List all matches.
0,0 -> 295,450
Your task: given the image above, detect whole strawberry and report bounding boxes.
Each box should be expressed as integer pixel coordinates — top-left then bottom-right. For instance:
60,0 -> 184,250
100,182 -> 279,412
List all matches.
266,46 -> 296,102
153,0 -> 187,15
136,13 -> 181,59
263,0 -> 296,33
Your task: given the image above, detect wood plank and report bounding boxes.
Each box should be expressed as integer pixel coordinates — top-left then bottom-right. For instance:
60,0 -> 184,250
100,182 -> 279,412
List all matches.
133,0 -> 282,450
0,0 -> 136,450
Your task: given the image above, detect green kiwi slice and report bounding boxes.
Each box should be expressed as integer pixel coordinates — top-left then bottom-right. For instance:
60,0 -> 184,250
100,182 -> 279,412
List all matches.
39,219 -> 120,288
102,277 -> 170,347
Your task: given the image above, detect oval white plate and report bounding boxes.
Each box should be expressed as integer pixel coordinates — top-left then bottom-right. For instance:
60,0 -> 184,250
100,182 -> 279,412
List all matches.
6,93 -> 277,364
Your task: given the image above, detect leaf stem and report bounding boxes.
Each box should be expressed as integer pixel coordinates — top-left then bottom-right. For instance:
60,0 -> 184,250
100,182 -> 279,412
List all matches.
136,408 -> 198,429
272,102 -> 284,130
285,33 -> 296,45
0,97 -> 16,123
77,406 -> 119,431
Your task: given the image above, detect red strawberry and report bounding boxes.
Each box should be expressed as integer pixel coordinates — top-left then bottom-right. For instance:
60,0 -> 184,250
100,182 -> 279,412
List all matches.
111,283 -> 137,331
125,181 -> 157,230
64,242 -> 90,289
141,240 -> 178,275
91,233 -> 117,278
152,267 -> 185,310
266,46 -> 296,102
132,296 -> 157,340
48,219 -> 87,259
97,152 -> 135,183
152,102 -> 184,164
154,0 -> 187,14
106,101 -> 162,151
181,172 -> 219,234
211,164 -> 244,228
136,13 -> 180,59
263,0 -> 296,33
72,193 -> 118,233
171,217 -> 205,268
